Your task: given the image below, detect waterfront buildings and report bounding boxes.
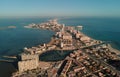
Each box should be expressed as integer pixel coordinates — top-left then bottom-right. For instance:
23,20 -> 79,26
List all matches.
58,49 -> 120,77
54,24 -> 73,49
12,19 -> 120,77
18,54 -> 39,72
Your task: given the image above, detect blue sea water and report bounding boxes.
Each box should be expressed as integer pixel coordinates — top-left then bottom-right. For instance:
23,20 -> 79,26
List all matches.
58,17 -> 120,50
0,18 -> 54,56
0,17 -> 120,77
1,17 -> 120,56
0,18 -> 54,77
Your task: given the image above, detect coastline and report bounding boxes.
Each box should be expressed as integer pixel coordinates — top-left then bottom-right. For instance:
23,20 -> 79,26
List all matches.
108,44 -> 120,56
80,31 -> 120,56
24,19 -> 120,54
12,19 -> 120,77
80,29 -> 120,51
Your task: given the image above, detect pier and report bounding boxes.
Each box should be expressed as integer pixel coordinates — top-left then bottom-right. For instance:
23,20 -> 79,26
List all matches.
0,56 -> 17,63
0,59 -> 15,62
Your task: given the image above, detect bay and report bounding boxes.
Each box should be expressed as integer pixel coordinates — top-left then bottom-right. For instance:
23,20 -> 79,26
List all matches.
0,17 -> 54,77
0,17 -> 120,77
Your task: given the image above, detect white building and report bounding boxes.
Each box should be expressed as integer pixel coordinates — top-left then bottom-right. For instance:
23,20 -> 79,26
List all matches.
18,59 -> 38,72
18,54 -> 39,72
80,36 -> 90,42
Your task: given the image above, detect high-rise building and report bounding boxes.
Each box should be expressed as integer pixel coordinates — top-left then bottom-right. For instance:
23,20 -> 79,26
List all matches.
18,54 -> 39,72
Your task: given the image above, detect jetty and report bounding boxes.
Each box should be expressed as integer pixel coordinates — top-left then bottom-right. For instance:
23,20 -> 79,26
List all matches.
0,59 -> 15,62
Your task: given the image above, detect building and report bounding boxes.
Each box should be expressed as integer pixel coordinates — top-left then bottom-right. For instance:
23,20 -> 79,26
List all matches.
75,33 -> 81,39
76,26 -> 83,30
60,60 -> 72,77
21,54 -> 39,61
62,33 -> 72,40
55,24 -> 73,48
60,33 -> 73,48
80,36 -> 91,42
18,59 -> 38,72
18,54 -> 39,72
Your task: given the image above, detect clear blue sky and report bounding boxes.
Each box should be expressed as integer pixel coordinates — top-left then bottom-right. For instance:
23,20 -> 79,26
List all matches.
0,0 -> 120,17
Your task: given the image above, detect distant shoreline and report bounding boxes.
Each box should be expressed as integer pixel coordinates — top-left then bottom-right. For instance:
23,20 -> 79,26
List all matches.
24,19 -> 120,53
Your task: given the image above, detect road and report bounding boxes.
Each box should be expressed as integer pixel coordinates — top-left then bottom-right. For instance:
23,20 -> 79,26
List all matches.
72,38 -> 120,75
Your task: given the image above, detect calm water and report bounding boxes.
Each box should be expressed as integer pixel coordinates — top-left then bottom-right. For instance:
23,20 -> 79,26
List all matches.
0,17 -> 120,77
0,18 -> 54,56
58,17 -> 120,50
0,18 -> 54,77
40,50 -> 73,61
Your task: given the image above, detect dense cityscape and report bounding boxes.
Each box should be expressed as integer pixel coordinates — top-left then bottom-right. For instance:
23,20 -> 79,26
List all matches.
12,19 -> 120,77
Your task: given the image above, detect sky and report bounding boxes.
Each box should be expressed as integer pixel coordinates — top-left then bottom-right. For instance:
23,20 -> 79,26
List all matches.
0,0 -> 120,17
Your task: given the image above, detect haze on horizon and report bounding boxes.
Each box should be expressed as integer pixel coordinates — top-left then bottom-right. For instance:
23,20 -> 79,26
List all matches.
0,0 -> 120,18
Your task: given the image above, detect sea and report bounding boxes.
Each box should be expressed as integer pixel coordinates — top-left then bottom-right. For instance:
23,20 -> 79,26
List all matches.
0,17 -> 120,77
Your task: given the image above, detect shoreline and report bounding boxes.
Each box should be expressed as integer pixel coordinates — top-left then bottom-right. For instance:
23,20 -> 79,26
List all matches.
24,19 -> 120,54
81,31 -> 120,57
12,19 -> 120,77
108,44 -> 120,56
81,30 -> 120,51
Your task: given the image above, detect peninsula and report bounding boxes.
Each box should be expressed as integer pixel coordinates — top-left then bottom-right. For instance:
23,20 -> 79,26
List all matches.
12,19 -> 120,77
